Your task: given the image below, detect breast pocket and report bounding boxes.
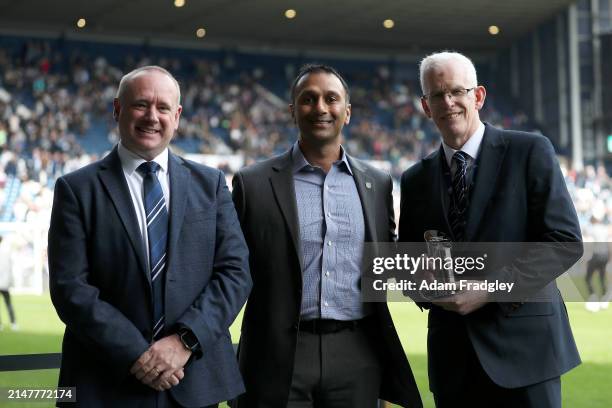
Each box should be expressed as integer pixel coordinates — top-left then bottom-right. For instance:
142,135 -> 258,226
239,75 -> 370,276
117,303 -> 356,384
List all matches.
188,209 -> 215,223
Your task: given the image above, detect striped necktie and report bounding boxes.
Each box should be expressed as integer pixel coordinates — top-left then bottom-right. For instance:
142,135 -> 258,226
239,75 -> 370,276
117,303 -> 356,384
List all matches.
448,151 -> 470,241
137,161 -> 168,340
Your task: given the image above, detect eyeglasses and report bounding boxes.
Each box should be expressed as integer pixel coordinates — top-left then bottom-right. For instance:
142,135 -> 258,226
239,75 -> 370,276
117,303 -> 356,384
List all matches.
422,87 -> 475,104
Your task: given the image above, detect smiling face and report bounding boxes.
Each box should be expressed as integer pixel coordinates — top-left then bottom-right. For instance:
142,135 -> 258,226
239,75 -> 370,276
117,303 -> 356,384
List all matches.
113,70 -> 182,160
421,60 -> 486,149
290,71 -> 351,147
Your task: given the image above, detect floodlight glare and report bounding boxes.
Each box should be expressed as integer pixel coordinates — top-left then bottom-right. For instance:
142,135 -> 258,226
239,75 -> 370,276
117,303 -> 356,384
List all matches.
383,19 -> 395,29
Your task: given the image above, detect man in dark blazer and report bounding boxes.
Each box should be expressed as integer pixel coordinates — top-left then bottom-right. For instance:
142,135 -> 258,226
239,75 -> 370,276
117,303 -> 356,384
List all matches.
399,52 -> 582,407
48,66 -> 251,407
231,64 -> 421,408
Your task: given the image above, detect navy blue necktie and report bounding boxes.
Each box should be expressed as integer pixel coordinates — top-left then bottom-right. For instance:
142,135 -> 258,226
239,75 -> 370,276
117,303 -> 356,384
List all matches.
137,161 -> 168,340
448,151 -> 470,241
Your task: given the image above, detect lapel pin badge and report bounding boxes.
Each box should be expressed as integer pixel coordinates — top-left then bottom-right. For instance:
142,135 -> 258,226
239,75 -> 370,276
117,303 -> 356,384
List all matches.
365,182 -> 372,189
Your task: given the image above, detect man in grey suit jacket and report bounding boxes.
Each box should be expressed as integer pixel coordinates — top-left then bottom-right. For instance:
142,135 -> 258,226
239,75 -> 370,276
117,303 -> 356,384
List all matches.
399,51 -> 582,408
231,64 -> 421,408
49,66 -> 251,407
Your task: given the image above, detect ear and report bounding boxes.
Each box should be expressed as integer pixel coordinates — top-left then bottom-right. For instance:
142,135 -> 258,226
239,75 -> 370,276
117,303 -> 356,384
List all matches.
289,104 -> 296,124
174,105 -> 183,130
112,98 -> 120,121
344,103 -> 351,125
474,85 -> 486,111
420,97 -> 432,118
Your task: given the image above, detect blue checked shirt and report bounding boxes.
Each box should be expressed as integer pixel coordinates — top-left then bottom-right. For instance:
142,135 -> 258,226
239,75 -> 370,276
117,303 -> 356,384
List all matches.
292,142 -> 369,321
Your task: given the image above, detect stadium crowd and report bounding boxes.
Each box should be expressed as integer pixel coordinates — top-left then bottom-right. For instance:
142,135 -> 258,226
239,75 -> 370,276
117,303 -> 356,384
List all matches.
0,39 -> 609,242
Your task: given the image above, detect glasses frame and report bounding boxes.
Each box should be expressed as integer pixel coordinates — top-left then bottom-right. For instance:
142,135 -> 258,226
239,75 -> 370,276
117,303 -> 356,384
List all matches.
422,87 -> 476,103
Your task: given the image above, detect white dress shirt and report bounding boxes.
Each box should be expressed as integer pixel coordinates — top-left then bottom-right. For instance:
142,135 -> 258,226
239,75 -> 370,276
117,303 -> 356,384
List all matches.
442,121 -> 485,178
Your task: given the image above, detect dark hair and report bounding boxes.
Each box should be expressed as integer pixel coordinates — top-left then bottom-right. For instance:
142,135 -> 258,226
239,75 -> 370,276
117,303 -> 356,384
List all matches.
290,64 -> 350,103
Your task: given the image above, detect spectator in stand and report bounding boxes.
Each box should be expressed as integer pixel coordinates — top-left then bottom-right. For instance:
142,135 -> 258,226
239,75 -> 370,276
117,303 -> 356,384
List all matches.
0,235 -> 18,331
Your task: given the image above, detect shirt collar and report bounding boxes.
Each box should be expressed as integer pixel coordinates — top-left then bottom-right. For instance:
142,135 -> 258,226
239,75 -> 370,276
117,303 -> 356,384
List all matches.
117,142 -> 169,176
291,141 -> 353,175
442,121 -> 485,167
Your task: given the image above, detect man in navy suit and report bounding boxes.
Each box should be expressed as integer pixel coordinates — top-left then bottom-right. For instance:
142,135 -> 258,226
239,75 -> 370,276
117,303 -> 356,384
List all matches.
49,66 -> 251,407
399,52 -> 582,407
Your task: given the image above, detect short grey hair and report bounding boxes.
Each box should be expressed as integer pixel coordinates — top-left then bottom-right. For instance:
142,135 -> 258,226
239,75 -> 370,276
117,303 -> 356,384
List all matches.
419,51 -> 478,95
116,65 -> 181,105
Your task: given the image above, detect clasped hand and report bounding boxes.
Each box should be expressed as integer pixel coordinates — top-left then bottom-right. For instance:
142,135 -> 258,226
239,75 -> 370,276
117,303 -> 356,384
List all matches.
432,280 -> 490,315
130,334 -> 192,391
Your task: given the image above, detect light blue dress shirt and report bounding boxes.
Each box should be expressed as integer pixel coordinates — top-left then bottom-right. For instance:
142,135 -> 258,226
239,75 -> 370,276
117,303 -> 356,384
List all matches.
292,142 -> 369,321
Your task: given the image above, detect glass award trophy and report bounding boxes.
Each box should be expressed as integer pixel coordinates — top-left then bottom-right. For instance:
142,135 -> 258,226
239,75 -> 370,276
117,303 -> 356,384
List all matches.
421,230 -> 456,300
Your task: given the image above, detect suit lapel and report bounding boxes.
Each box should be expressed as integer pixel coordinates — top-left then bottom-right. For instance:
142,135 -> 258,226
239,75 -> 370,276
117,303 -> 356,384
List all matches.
465,125 -> 507,241
347,156 -> 376,242
269,151 -> 304,272
421,148 -> 453,239
435,147 -> 453,238
166,152 -> 191,279
98,147 -> 149,285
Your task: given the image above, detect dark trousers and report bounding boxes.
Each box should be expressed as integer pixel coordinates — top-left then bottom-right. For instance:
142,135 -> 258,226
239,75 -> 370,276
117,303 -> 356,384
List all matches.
0,289 -> 16,324
432,333 -> 561,408
585,256 -> 608,296
288,321 -> 382,408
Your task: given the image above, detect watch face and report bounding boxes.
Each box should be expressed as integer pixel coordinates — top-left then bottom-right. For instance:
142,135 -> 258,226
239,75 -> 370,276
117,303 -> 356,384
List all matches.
181,330 -> 198,350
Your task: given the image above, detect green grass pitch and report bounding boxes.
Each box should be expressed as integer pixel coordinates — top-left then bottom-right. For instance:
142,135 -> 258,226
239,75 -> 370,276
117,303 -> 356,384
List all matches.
0,295 -> 609,407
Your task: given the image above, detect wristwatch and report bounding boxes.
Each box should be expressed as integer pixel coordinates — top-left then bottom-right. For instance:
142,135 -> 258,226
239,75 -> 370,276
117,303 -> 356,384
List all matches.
178,328 -> 200,353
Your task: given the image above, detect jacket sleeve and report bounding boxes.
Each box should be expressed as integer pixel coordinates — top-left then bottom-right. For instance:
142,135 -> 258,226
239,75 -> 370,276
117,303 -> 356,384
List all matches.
174,171 -> 252,351
496,135 -> 583,309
